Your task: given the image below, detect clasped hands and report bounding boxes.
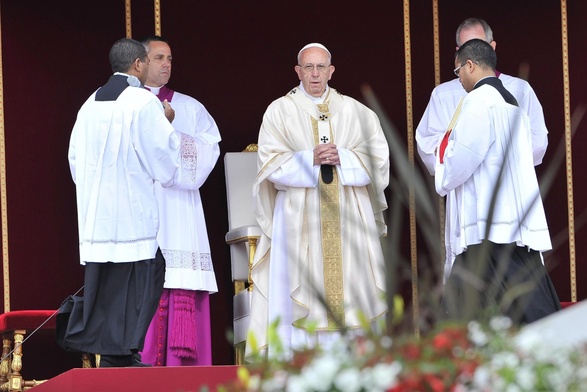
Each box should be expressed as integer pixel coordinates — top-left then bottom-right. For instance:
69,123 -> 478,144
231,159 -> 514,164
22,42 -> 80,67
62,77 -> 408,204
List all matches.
314,143 -> 339,166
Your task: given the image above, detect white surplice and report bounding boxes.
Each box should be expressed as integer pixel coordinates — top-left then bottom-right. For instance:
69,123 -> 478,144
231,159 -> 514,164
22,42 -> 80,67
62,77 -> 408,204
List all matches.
435,84 -> 552,264
151,88 -> 221,292
246,85 -> 390,360
68,82 -> 199,264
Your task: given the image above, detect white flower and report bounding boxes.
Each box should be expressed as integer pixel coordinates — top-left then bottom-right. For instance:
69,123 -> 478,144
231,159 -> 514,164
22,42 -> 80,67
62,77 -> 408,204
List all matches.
286,374 -> 311,392
380,335 -> 393,349
514,364 -> 535,390
359,362 -> 401,392
361,339 -> 376,354
333,367 -> 362,392
472,366 -> 492,388
491,351 -> 519,368
468,321 -> 489,346
371,362 -> 401,389
489,316 -> 512,332
513,329 -> 542,354
298,354 -> 341,392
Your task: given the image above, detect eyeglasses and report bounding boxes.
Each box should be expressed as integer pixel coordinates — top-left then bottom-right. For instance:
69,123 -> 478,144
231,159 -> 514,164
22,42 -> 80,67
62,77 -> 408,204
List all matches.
453,63 -> 465,77
453,60 -> 478,76
298,64 -> 330,73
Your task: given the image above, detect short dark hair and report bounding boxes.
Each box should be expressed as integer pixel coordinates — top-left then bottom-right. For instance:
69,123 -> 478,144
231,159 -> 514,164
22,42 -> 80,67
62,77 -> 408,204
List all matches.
109,38 -> 147,73
456,38 -> 497,71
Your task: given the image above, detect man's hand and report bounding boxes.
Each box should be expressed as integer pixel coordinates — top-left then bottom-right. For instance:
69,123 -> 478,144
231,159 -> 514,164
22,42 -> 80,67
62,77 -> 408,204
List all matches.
314,143 -> 339,166
163,99 -> 175,123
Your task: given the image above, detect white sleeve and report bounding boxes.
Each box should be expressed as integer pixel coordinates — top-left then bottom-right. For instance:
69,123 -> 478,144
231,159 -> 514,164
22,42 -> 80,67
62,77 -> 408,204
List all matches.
416,89 -> 451,175
519,85 -> 548,166
506,76 -> 548,166
268,149 -> 319,187
168,100 -> 221,189
434,143 -> 448,197
336,148 -> 371,186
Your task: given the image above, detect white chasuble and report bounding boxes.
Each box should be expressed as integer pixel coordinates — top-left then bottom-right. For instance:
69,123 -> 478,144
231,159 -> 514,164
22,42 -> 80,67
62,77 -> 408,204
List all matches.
246,87 -> 390,359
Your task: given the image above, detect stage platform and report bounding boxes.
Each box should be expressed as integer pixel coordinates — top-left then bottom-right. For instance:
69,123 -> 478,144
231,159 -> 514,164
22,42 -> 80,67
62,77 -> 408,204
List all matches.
31,365 -> 240,392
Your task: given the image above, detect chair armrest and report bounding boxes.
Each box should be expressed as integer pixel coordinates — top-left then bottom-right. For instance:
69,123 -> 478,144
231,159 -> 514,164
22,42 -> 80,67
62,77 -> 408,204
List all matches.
225,225 -> 262,244
226,225 -> 262,283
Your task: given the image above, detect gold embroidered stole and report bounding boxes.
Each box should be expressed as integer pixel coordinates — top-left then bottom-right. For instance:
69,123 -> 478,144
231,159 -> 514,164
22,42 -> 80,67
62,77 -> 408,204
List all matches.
288,88 -> 344,328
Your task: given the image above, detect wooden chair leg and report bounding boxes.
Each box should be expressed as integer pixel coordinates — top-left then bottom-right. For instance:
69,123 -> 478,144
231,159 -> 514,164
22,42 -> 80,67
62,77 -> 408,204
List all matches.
7,330 -> 26,391
234,342 -> 245,365
81,353 -> 92,368
22,379 -> 47,390
0,334 -> 11,389
0,330 -> 50,392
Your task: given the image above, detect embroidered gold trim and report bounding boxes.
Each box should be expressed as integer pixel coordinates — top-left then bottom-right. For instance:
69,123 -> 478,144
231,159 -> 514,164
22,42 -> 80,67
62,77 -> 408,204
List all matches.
312,106 -> 344,328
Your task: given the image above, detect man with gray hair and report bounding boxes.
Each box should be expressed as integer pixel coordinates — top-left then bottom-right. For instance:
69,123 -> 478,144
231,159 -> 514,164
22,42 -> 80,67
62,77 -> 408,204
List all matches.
60,38 -> 200,367
246,43 -> 390,360
415,17 -> 549,281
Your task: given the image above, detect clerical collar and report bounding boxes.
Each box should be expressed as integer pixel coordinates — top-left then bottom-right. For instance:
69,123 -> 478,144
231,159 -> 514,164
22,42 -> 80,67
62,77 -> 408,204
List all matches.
145,85 -> 162,95
145,85 -> 175,103
113,72 -> 142,87
472,75 -> 495,89
298,82 -> 329,103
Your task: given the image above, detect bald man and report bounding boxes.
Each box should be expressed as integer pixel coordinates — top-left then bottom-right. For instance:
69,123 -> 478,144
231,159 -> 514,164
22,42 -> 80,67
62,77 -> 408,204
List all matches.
246,43 -> 390,360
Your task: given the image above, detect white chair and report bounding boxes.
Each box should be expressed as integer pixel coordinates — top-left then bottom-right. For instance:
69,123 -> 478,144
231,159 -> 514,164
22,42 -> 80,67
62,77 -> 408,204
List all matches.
224,147 -> 261,364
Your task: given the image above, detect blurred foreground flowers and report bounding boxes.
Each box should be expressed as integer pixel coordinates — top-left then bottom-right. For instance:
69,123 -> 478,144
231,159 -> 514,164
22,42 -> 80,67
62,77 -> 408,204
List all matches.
213,314 -> 587,392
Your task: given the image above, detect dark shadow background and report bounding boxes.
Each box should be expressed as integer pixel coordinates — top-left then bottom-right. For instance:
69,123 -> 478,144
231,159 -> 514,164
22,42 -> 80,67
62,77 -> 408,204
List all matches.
0,0 -> 585,379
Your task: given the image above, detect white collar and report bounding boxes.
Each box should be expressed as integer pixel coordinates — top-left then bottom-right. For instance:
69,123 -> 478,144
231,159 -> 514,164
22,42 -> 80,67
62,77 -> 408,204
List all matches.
298,82 -> 329,103
113,72 -> 142,87
145,85 -> 163,95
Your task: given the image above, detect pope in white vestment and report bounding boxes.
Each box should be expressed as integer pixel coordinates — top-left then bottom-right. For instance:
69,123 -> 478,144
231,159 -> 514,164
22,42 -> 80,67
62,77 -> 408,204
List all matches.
246,43 -> 389,361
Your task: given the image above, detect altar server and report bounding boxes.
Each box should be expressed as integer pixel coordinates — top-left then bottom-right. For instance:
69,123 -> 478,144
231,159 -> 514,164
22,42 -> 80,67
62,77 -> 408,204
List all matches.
436,38 -> 560,324
62,38 -> 200,367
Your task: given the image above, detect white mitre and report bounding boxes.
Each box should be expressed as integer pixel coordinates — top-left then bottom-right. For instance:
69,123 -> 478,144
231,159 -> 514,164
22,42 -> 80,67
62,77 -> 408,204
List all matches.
297,43 -> 332,62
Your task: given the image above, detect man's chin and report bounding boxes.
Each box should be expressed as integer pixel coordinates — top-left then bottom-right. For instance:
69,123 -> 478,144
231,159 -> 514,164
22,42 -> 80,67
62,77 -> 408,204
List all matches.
309,87 -> 323,96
